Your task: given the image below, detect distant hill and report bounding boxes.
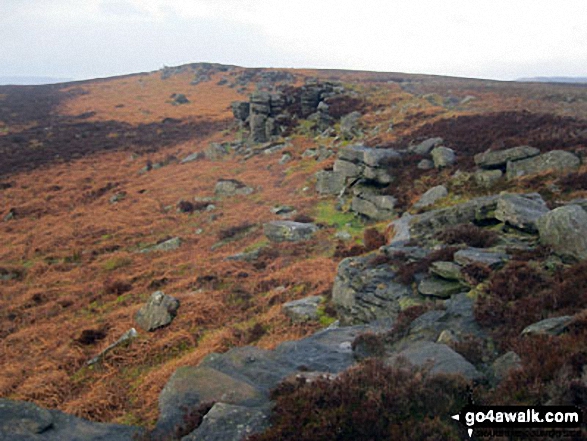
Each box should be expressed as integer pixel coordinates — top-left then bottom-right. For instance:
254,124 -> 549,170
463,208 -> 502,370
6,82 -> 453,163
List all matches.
517,76 -> 587,84
0,75 -> 73,85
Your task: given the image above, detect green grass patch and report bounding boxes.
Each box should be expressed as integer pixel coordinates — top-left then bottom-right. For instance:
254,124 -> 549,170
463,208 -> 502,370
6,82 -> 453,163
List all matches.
313,201 -> 364,236
102,256 -> 132,271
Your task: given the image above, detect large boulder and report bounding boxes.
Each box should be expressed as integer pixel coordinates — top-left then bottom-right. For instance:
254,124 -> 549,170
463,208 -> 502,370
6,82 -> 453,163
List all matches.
264,221 -> 318,242
334,145 -> 398,185
506,150 -> 580,179
231,101 -> 250,121
155,366 -> 266,437
417,277 -> 465,299
386,342 -> 483,381
536,205 -> 587,261
474,145 -> 540,169
401,293 -> 485,344
413,185 -> 448,209
453,248 -> 509,269
431,146 -> 456,168
494,193 -> 550,232
135,291 -> 180,332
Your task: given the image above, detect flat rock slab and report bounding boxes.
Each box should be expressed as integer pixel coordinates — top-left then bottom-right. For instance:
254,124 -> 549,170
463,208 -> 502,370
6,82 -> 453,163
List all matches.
135,291 -> 180,331
274,326 -> 368,373
0,399 -> 142,441
506,150 -> 580,179
200,346 -> 298,394
283,296 -> 323,322
181,403 -> 269,441
264,221 -> 318,242
522,316 -> 574,336
475,145 -> 540,169
387,341 -> 483,381
537,205 -> 587,261
495,193 -> 550,232
429,261 -> 463,281
454,248 -> 509,269
418,277 -> 465,298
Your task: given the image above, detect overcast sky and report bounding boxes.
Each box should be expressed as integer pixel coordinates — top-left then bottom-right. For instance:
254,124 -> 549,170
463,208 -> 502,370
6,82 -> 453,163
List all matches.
1,0 -> 585,82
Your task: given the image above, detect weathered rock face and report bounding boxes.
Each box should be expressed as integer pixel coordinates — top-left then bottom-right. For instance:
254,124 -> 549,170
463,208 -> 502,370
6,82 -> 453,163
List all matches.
334,145 -> 398,185
431,146 -> 456,168
155,365 -> 268,437
475,145 -> 540,169
283,296 -> 323,322
263,221 -> 318,242
332,254 -> 414,325
413,185 -> 448,209
537,205 -> 587,261
417,277 -> 465,298
135,291 -> 180,332
494,193 -> 550,232
506,150 -> 580,179
215,179 -> 254,197
340,111 -> 362,140
350,185 -> 397,220
315,170 -> 345,195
